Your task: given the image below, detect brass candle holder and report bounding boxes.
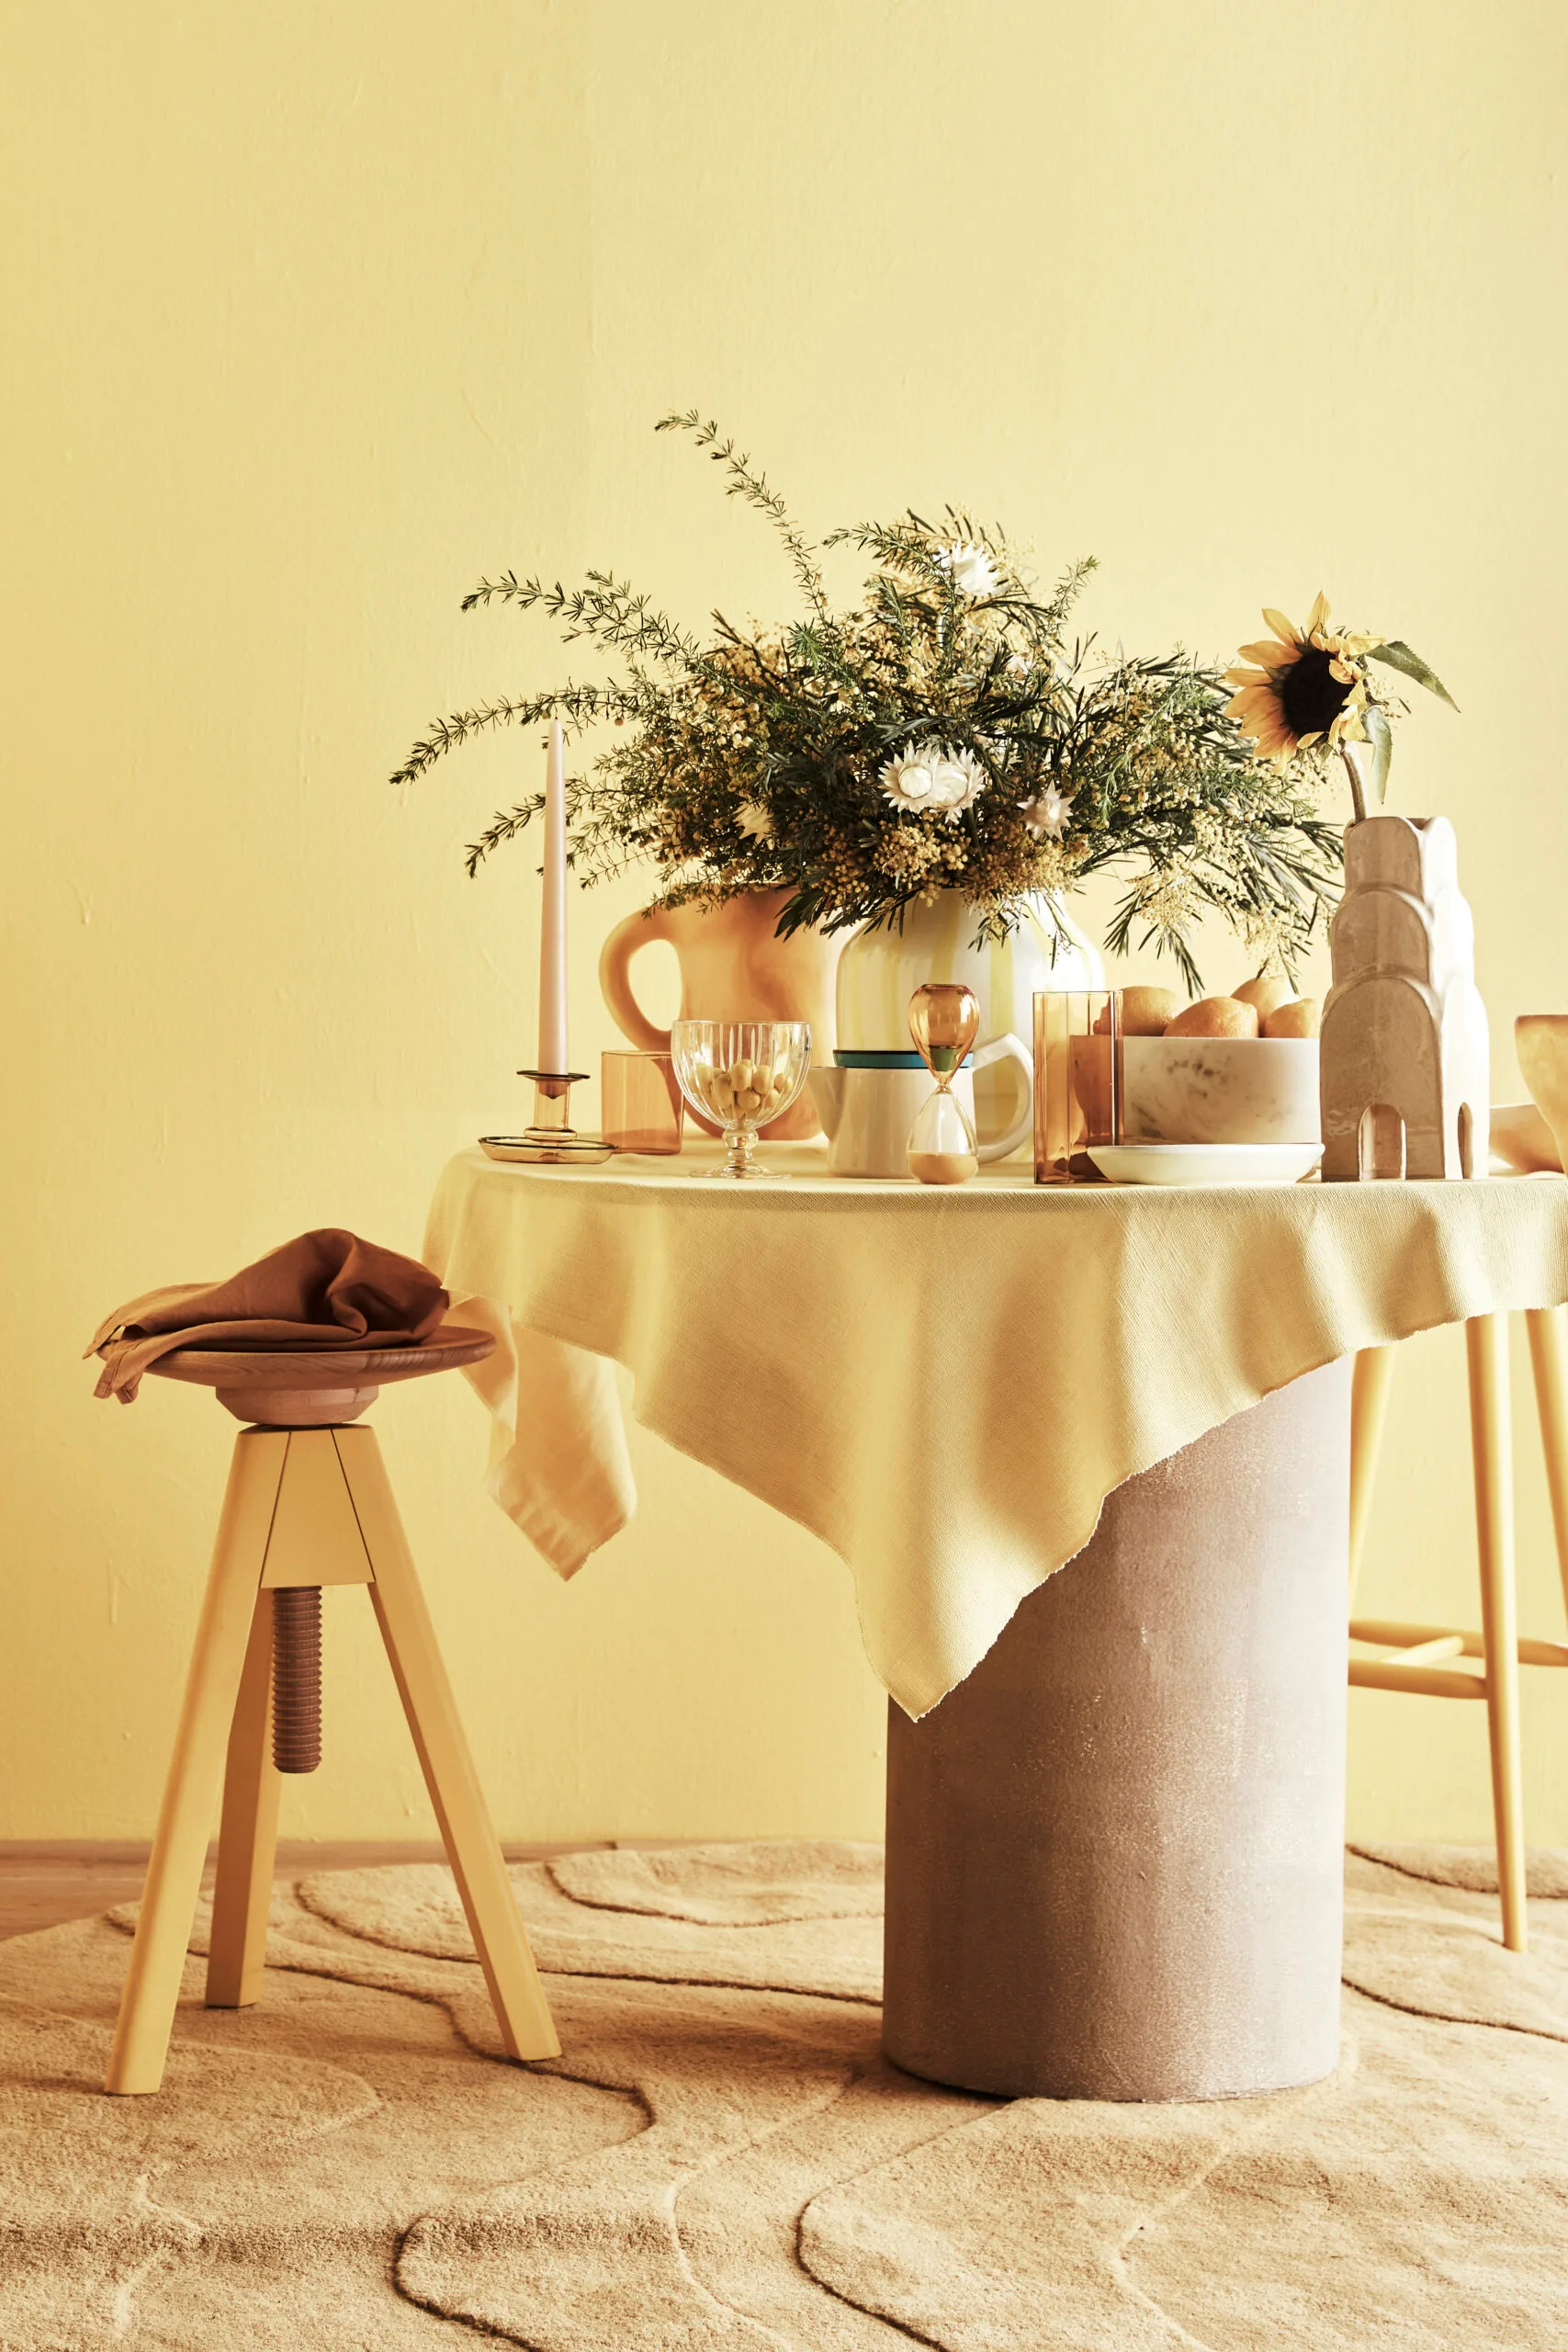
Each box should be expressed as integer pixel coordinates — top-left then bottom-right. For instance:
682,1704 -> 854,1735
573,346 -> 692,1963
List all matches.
479,1070 -> 615,1166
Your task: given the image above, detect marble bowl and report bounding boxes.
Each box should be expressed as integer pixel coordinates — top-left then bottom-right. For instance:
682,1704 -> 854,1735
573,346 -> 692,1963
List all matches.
1117,1037 -> 1321,1148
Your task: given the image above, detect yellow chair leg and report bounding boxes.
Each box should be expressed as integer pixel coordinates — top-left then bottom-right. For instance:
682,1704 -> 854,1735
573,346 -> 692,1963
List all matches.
205,1588 -> 282,2008
1349,1345 -> 1397,1609
106,1431 -> 290,2094
333,1427 -> 560,2062
1466,1316 -> 1529,1953
1526,1305 -> 1568,1632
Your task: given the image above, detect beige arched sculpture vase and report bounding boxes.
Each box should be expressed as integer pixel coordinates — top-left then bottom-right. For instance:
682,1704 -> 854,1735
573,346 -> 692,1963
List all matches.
1320,814 -> 1489,1182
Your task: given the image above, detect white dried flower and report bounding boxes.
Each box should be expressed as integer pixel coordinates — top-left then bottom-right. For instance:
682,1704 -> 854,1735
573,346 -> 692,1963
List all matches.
880,739 -> 987,820
736,799 -> 775,842
938,542 -> 999,598
1019,786 -> 1072,840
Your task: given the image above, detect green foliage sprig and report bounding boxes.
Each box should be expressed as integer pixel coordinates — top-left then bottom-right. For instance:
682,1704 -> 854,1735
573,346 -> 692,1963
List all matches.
394,416 -> 1342,984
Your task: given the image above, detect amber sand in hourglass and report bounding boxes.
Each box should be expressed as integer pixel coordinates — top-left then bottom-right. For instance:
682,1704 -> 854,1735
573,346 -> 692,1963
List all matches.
907,983 -> 983,1184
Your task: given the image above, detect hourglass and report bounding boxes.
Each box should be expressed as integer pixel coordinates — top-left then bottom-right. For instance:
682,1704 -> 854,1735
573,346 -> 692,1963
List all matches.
907,983 -> 982,1184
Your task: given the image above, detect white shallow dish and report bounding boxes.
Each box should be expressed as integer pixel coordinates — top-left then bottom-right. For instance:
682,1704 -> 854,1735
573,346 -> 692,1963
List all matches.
1088,1142 -> 1323,1187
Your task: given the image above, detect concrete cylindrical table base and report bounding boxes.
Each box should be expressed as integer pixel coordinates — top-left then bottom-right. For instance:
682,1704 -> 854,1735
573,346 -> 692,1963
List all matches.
884,1360 -> 1350,2102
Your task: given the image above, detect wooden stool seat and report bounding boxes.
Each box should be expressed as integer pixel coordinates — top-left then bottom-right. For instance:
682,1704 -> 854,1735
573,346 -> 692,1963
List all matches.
105,1326 -> 558,2094
150,1328 -> 495,1427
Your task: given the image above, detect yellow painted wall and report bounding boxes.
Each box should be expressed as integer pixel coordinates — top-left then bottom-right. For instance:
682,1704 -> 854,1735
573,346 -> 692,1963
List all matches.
5,1 -> 1566,1845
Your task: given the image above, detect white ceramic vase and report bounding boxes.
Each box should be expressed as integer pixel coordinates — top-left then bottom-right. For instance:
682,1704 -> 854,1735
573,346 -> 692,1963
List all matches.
835,891 -> 1102,1159
835,890 -> 1104,1051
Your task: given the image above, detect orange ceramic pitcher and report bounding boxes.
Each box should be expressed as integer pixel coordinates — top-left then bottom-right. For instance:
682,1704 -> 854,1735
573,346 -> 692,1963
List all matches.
598,890 -> 840,1139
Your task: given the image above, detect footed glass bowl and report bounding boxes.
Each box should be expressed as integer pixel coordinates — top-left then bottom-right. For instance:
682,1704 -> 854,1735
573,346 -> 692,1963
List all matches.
670,1020 -> 811,1179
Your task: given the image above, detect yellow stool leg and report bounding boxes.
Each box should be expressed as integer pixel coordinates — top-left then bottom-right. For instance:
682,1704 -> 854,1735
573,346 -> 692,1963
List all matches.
1466,1315 -> 1528,1952
1349,1345 -> 1397,1608
205,1589 -> 282,2008
1526,1305 -> 1568,1631
106,1431 -> 288,2093
333,1426 -> 559,2062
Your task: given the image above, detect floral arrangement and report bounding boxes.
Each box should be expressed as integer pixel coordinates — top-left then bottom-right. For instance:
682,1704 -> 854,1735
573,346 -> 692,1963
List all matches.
394,415 -> 1343,986
1225,594 -> 1456,819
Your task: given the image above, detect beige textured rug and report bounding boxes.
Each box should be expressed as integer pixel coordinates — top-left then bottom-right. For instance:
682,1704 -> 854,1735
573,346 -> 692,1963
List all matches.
1,1842 -> 1566,2348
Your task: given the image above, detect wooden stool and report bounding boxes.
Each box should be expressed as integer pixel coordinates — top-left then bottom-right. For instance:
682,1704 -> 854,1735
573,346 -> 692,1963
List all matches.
104,1331 -> 559,2095
1348,1308 -> 1568,1954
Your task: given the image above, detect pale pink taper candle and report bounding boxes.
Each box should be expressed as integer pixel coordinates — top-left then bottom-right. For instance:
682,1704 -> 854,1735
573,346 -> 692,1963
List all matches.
537,719 -> 569,1072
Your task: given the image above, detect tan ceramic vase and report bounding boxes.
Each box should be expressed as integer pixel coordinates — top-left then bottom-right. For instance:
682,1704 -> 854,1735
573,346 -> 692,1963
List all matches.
598,890 -> 842,1139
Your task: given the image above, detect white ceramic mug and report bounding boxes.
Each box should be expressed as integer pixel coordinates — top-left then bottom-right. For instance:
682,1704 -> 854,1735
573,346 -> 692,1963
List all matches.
808,1035 -> 1033,1178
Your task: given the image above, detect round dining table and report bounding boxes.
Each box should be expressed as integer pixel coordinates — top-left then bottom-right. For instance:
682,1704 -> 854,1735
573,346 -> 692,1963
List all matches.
423,1139 -> 1568,2101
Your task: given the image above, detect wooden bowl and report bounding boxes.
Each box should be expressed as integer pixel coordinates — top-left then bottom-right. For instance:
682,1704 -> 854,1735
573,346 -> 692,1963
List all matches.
1515,1017 -> 1568,1174
1491,1100 -> 1562,1175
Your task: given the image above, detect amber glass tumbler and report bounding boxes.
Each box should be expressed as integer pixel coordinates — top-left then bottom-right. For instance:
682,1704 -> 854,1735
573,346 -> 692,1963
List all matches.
602,1051 -> 685,1154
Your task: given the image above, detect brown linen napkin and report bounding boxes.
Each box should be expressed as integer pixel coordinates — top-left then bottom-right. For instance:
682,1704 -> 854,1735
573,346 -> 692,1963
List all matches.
88,1228 -> 448,1403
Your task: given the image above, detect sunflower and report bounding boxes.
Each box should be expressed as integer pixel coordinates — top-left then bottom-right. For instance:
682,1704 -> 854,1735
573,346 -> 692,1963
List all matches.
1224,594 -> 1377,763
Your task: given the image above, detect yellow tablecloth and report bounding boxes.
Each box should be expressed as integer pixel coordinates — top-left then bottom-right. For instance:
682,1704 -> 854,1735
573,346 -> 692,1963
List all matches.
423,1144 -> 1568,1719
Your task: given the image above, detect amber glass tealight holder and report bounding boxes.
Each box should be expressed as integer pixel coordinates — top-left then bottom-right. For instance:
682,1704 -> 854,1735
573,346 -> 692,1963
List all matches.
602,1050 -> 685,1155
1033,991 -> 1122,1182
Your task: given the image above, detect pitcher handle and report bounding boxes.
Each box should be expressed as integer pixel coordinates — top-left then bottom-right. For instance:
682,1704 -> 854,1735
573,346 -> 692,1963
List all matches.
599,906 -> 674,1053
972,1033 -> 1034,1163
